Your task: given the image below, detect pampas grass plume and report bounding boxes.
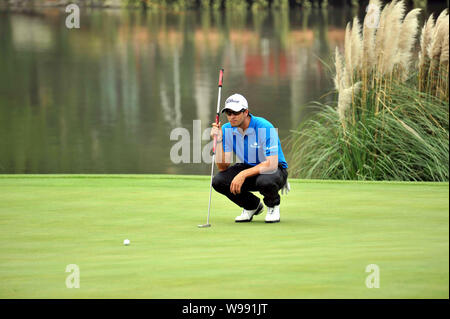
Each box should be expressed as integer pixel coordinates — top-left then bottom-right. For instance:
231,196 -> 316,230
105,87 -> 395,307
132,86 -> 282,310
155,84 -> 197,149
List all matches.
344,22 -> 353,87
397,8 -> 421,80
338,82 -> 362,123
362,0 -> 381,71
334,47 -> 345,91
381,0 -> 406,74
351,17 -> 363,72
418,15 -> 435,68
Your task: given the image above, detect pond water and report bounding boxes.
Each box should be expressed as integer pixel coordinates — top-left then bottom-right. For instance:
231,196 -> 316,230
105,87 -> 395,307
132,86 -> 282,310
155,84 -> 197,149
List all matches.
0,5 -> 445,174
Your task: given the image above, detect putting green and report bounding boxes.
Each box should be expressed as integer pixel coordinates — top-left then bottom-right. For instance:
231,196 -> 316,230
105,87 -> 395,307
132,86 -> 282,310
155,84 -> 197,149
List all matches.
0,175 -> 448,298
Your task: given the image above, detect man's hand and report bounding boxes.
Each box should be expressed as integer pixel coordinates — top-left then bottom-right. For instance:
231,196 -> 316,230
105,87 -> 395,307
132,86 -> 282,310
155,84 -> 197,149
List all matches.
210,121 -> 223,142
230,172 -> 246,195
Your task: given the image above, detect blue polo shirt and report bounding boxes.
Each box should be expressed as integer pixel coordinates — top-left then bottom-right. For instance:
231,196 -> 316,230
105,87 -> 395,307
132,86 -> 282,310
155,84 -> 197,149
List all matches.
221,114 -> 288,168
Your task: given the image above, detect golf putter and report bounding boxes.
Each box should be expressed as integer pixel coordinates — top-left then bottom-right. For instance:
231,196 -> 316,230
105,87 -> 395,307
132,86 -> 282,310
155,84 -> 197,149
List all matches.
198,68 -> 224,228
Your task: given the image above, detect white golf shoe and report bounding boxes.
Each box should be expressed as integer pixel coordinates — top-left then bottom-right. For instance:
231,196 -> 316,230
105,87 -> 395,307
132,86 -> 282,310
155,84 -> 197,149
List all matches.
235,202 -> 264,222
265,205 -> 280,223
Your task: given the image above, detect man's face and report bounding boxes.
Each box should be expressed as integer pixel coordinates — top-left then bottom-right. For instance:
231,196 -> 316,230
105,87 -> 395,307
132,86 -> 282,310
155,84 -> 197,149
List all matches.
225,109 -> 248,127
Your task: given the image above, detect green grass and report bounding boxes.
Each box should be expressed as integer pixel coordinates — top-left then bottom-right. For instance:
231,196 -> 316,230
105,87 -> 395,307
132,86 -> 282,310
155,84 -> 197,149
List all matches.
0,175 -> 448,298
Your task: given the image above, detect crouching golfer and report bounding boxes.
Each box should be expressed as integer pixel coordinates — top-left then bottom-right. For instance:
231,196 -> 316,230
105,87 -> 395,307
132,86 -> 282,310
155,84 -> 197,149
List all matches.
210,93 -> 289,223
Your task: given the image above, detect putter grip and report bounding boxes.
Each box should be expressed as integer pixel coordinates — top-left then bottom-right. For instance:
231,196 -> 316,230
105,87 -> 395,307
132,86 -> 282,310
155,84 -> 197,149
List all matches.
213,114 -> 220,153
218,69 -> 224,87
212,135 -> 217,154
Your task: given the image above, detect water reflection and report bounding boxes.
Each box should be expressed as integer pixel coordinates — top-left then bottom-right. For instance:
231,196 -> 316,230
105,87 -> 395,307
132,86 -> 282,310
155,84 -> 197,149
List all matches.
0,8 -> 352,174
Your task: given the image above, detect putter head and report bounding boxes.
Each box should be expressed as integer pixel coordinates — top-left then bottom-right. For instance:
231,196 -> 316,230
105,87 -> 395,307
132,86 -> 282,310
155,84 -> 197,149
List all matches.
198,224 -> 211,228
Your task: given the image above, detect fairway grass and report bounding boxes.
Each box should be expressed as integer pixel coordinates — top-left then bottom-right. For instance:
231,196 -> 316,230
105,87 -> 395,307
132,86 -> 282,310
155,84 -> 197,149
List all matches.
0,175 -> 448,299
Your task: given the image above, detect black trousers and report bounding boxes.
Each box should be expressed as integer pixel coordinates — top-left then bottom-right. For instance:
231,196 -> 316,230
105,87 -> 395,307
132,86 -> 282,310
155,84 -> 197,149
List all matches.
212,163 -> 288,210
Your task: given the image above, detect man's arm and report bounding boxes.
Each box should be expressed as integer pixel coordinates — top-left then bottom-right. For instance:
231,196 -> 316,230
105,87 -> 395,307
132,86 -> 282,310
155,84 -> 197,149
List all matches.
241,155 -> 278,178
215,140 -> 232,171
229,155 -> 278,195
210,121 -> 232,171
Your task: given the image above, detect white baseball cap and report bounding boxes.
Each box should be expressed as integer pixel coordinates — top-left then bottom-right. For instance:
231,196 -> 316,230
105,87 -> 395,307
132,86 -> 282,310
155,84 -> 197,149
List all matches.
221,93 -> 248,113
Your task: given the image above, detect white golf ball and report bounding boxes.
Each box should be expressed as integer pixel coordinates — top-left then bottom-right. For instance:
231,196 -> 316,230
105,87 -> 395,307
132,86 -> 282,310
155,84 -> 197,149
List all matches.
123,239 -> 130,246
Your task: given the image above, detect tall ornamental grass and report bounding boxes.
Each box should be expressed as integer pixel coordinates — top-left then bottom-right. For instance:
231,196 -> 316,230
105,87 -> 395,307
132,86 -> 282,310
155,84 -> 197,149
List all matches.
286,1 -> 449,181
